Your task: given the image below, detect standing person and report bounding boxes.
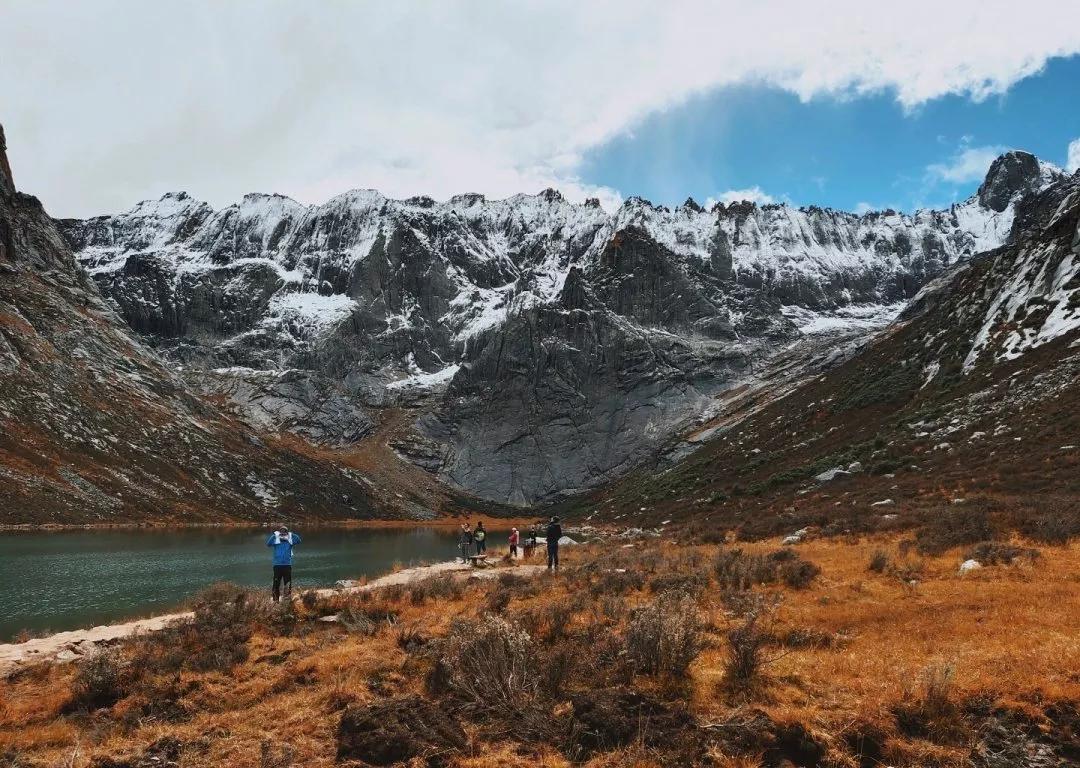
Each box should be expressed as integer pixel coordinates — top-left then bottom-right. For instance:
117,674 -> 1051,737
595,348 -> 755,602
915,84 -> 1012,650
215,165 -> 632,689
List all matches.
266,526 -> 301,602
509,527 -> 520,558
458,523 -> 472,562
524,524 -> 537,559
474,522 -> 487,555
545,516 -> 562,571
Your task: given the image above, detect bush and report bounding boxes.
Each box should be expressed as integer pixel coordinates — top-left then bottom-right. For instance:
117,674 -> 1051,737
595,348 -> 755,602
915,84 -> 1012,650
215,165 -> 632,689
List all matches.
713,548 -> 821,590
434,616 -> 538,715
484,584 -> 512,614
185,584 -> 265,670
779,559 -> 821,589
625,591 -> 702,677
894,662 -> 968,745
339,598 -> 398,636
588,569 -> 646,597
723,612 -> 767,694
649,571 -> 709,597
410,574 -> 464,604
131,583 -> 265,674
915,508 -> 998,555
868,549 -> 889,573
966,541 -> 1039,565
67,649 -> 126,712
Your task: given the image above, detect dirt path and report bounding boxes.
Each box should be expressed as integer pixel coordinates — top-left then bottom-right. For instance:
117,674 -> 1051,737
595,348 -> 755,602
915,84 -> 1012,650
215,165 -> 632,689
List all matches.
0,559 -> 546,676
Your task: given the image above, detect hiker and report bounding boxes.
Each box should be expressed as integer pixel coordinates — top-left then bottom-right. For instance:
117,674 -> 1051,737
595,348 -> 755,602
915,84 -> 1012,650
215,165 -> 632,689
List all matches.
524,524 -> 537,558
267,526 -> 301,602
459,523 -> 472,562
509,527 -> 520,558
546,516 -> 562,571
474,521 -> 487,555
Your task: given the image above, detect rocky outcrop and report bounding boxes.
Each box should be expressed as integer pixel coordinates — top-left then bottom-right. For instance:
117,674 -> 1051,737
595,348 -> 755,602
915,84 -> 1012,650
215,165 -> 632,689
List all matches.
56,152 -> 1063,504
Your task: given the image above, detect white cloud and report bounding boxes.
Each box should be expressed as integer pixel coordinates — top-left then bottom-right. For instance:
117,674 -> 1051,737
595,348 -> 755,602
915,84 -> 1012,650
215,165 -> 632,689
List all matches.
1067,138 -> 1080,173
926,145 -> 1008,185
705,187 -> 776,208
4,1 -> 1080,216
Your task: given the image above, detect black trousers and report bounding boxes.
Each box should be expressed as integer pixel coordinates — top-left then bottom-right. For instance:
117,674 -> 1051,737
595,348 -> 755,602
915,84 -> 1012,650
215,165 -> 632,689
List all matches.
547,543 -> 559,569
272,565 -> 292,601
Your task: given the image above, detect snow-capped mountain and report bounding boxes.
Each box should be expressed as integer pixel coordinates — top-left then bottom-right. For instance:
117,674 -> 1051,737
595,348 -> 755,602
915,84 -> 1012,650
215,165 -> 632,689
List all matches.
56,151 -> 1064,504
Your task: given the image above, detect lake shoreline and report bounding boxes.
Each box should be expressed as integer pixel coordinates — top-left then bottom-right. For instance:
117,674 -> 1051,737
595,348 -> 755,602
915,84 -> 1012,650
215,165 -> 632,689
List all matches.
0,556 -> 545,675
0,516 -> 548,533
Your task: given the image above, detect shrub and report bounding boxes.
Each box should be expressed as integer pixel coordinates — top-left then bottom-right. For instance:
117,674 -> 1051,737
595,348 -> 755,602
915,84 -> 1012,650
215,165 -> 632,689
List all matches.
966,541 -> 1039,565
436,616 -> 539,715
588,569 -> 646,597
131,583 -> 266,674
625,591 -> 702,677
259,739 -> 295,768
713,548 -> 820,590
1018,512 -> 1080,544
779,559 -> 820,589
67,649 -> 126,712
484,584 -> 512,614
410,574 -> 464,604
915,508 -> 998,555
894,662 -> 968,745
868,549 -> 889,573
649,571 -> 709,597
723,612 -> 767,694
395,624 -> 427,653
185,584 -> 265,670
338,598 -> 398,636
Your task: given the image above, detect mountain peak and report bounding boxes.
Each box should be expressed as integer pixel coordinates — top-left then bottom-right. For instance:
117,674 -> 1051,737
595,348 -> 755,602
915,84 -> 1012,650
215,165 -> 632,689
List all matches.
977,150 -> 1062,213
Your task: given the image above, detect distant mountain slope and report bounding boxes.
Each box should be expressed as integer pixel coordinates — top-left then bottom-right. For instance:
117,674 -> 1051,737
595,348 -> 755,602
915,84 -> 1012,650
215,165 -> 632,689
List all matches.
57,152 -> 1062,504
567,166 -> 1080,536
0,126 -> 411,524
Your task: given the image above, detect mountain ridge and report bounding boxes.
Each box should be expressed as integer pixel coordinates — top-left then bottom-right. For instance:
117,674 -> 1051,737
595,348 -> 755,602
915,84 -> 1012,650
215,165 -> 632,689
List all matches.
54,150 -> 1066,505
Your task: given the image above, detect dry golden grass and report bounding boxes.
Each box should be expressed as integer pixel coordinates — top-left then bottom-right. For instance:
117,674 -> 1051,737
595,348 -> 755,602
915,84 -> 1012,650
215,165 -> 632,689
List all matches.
1,535 -> 1078,766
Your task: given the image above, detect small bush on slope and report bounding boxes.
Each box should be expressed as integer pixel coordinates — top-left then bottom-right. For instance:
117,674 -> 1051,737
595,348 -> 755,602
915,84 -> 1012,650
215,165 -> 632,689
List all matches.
625,590 -> 702,677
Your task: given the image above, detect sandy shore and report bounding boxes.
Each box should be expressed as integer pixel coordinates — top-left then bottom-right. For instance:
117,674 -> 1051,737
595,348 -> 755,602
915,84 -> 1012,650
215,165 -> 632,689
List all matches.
0,558 -> 545,676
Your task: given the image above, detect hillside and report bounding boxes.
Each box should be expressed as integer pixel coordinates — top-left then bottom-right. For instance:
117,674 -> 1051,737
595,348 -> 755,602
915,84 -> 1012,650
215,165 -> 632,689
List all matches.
564,166 -> 1080,540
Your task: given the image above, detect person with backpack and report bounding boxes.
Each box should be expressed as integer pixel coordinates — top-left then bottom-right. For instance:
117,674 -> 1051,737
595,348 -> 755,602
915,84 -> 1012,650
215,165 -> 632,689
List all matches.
545,516 -> 562,571
509,527 -> 520,558
524,524 -> 537,558
266,526 -> 301,602
474,522 -> 487,555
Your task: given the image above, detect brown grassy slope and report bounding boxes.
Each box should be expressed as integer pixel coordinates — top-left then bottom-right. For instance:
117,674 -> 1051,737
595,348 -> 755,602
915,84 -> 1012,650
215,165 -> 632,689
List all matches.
3,534 -> 1079,767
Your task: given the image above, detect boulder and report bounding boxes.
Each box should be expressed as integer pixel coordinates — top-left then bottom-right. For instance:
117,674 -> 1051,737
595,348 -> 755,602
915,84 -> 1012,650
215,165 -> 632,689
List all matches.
815,467 -> 850,483
959,559 -> 983,574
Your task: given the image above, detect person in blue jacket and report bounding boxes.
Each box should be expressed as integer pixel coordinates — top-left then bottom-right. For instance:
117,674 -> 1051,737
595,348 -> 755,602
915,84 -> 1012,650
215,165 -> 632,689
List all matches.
267,525 -> 301,602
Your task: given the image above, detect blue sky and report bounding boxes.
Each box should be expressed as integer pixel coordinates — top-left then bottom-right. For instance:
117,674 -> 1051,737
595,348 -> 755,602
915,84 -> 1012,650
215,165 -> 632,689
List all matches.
579,56 -> 1080,213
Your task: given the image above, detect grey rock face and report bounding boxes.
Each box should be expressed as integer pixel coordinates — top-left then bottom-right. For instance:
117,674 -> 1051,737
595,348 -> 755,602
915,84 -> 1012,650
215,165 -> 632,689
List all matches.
55,153 -> 1061,504
0,145 -> 382,523
977,151 -> 1061,213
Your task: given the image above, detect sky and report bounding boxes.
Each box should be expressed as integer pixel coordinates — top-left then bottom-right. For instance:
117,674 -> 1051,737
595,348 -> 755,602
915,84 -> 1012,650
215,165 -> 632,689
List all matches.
3,1 -> 1080,218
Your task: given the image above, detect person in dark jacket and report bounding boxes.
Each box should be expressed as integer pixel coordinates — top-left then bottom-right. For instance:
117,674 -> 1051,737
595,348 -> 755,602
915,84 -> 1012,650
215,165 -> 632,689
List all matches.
459,523 -> 472,562
266,526 -> 301,602
545,516 -> 562,570
474,522 -> 487,554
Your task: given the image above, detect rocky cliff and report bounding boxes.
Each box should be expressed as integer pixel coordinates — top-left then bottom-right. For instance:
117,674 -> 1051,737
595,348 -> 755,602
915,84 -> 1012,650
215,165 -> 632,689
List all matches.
57,152 -> 1063,504
0,126 -> 392,523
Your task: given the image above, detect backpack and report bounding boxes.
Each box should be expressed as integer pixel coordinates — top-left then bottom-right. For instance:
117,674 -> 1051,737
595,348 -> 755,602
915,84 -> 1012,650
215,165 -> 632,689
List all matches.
475,529 -> 486,542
